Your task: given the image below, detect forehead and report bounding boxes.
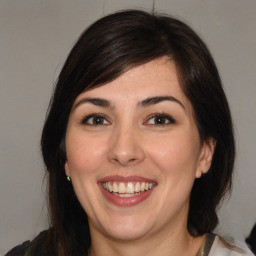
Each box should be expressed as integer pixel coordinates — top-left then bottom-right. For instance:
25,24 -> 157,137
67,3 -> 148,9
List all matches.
74,57 -> 190,108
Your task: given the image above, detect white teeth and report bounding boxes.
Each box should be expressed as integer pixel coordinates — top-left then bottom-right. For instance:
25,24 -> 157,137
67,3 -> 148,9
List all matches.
113,193 -> 138,198
113,182 -> 118,192
141,182 -> 145,192
103,181 -> 155,195
119,183 -> 126,193
126,182 -> 134,193
108,182 -> 113,192
134,182 -> 140,192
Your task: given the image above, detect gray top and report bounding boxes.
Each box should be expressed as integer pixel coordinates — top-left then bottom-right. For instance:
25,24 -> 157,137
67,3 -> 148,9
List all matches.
197,234 -> 254,256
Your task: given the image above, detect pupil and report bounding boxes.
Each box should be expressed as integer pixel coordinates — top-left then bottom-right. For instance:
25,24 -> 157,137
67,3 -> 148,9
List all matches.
155,117 -> 165,124
94,117 -> 102,125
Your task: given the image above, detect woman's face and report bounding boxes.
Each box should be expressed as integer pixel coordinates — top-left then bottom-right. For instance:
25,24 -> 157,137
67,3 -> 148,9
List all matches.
65,57 -> 213,241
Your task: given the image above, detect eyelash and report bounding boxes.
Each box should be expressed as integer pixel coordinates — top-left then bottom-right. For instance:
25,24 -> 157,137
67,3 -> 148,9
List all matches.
80,114 -> 111,126
79,113 -> 176,126
145,113 -> 176,126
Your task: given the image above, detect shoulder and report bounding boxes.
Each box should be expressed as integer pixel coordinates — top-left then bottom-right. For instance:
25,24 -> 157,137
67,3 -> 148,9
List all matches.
209,234 -> 254,256
4,240 -> 31,256
5,230 -> 55,256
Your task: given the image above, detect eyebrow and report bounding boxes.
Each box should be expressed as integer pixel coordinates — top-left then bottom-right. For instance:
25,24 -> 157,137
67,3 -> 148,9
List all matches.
139,96 -> 185,110
73,95 -> 185,110
73,97 -> 113,110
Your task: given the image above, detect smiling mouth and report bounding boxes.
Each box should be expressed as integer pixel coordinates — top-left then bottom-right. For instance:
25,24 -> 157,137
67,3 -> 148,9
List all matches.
102,181 -> 156,197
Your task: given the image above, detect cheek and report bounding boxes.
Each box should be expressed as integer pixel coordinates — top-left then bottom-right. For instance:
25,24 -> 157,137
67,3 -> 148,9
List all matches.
147,132 -> 200,176
66,135 -> 108,176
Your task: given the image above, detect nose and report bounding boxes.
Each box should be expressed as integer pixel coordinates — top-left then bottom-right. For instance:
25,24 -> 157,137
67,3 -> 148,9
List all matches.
107,124 -> 145,167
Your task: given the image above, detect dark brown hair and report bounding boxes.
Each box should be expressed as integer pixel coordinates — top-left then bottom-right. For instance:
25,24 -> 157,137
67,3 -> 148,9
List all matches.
41,9 -> 235,256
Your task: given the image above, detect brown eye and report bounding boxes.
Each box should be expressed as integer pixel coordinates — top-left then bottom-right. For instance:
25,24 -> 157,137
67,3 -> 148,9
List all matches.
81,114 -> 110,126
92,116 -> 105,125
154,116 -> 168,125
147,114 -> 176,126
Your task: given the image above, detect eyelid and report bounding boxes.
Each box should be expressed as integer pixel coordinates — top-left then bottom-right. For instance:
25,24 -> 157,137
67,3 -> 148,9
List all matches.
80,113 -> 111,125
144,113 -> 176,125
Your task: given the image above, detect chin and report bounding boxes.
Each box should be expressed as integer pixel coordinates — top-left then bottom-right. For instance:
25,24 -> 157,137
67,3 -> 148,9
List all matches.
105,223 -> 151,241
94,214 -> 153,241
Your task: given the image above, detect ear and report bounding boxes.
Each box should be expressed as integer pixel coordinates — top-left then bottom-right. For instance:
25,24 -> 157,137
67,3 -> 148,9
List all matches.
195,138 -> 216,178
64,162 -> 71,177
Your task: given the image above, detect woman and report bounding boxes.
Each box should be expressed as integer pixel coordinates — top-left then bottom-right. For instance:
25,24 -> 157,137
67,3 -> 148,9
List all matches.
6,9 -> 253,256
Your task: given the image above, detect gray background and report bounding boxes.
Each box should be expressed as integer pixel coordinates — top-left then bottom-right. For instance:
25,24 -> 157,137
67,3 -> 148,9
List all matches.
1,0 -> 255,255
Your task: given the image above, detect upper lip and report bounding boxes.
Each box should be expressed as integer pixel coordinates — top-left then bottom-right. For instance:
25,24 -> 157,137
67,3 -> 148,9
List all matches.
98,175 -> 156,183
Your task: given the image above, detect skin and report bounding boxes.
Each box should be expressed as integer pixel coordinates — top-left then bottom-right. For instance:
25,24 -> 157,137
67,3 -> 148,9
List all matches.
65,57 -> 215,256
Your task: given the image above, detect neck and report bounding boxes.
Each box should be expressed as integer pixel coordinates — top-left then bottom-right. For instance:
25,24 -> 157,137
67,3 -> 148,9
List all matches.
88,223 -> 204,256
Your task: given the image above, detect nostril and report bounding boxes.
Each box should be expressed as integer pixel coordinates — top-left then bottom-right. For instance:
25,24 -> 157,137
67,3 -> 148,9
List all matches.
107,139 -> 145,166
111,156 -> 140,166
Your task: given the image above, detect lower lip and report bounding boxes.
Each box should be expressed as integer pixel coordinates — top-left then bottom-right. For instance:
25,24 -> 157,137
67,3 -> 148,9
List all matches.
99,184 -> 155,207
